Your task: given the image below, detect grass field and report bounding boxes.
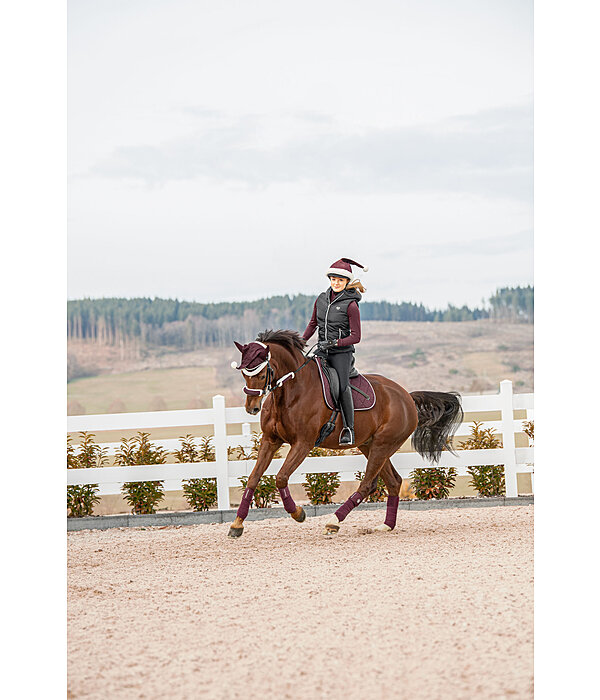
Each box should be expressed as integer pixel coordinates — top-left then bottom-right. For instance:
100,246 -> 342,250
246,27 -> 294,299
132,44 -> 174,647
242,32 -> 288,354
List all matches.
67,320 -> 533,415
67,366 -> 217,415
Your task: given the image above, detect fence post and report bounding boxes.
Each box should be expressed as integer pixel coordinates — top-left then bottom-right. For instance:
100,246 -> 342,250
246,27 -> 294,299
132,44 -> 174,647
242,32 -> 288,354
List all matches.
212,395 -> 230,510
499,380 -> 518,498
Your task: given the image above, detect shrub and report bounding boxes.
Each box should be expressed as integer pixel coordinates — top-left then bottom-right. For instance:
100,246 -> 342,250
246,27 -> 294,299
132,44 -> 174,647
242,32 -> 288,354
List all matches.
175,434 -> 218,512
235,433 -> 283,509
409,467 -> 457,500
460,421 -> 505,497
228,445 -> 252,460
182,478 -> 217,511
67,433 -> 105,517
115,432 -> 168,514
312,445 -> 360,456
197,435 -> 216,461
522,419 -> 534,487
303,472 -> 341,505
173,434 -> 201,463
354,471 -> 387,502
308,446 -> 327,457
239,475 -> 279,508
67,437 -> 76,469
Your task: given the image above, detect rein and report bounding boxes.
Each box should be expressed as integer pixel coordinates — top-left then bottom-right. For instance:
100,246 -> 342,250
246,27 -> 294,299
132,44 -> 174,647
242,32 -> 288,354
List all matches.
242,344 -> 318,397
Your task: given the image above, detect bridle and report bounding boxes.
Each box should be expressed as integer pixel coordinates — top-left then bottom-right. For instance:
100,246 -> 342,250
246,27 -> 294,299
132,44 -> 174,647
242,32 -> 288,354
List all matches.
242,344 -> 318,398
242,363 -> 275,397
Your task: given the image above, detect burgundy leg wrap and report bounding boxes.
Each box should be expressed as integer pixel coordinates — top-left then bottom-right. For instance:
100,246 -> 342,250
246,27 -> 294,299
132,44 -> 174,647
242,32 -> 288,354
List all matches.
334,491 -> 364,522
278,486 -> 297,514
384,495 -> 400,529
236,487 -> 255,520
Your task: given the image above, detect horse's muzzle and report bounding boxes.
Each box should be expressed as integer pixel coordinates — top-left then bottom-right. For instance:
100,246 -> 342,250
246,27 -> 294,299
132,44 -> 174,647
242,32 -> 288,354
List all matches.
245,395 -> 262,415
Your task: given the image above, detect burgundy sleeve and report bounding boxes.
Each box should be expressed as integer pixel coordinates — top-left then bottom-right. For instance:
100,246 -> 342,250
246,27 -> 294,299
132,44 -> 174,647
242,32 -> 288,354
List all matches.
337,301 -> 361,346
302,301 -> 318,341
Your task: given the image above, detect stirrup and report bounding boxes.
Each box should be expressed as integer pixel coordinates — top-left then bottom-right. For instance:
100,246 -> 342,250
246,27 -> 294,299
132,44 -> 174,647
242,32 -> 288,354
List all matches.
339,427 -> 354,445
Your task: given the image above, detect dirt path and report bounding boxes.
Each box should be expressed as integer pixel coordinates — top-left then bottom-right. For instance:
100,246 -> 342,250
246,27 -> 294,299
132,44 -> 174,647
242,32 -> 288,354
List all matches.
68,505 -> 533,699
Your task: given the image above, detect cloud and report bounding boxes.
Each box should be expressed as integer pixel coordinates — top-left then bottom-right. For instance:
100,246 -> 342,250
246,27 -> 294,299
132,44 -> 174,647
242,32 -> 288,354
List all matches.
90,103 -> 532,201
388,229 -> 534,260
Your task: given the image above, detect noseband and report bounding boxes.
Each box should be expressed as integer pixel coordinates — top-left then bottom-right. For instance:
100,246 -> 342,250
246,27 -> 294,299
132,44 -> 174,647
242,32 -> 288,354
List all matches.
242,363 -> 275,397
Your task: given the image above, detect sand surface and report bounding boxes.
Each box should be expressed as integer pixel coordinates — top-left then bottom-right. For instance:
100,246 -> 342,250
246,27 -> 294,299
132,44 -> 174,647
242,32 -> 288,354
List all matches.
68,505 -> 533,700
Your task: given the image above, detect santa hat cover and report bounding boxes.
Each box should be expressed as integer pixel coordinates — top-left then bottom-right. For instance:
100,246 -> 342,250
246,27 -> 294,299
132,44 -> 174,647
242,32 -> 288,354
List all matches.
326,257 -> 368,283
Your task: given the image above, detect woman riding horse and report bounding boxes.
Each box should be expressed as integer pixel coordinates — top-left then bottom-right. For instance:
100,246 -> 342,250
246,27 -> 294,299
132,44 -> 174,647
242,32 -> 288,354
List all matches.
229,267 -> 463,538
301,257 -> 367,446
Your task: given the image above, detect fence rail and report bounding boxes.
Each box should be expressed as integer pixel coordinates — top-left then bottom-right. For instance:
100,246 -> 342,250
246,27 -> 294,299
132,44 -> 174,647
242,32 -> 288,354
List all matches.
67,380 -> 534,508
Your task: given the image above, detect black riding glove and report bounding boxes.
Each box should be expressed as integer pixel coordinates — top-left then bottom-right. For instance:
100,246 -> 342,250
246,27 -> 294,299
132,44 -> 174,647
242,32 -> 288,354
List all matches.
318,339 -> 337,351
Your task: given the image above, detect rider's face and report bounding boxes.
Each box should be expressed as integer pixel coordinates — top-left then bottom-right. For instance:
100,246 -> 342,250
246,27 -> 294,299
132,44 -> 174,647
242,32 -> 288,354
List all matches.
329,276 -> 348,292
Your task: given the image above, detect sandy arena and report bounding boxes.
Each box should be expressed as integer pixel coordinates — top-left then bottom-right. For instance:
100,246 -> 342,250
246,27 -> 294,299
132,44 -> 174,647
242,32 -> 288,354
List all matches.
68,505 -> 533,699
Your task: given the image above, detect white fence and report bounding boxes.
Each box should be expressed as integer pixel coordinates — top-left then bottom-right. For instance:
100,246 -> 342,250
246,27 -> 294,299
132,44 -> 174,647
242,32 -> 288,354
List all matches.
67,379 -> 534,509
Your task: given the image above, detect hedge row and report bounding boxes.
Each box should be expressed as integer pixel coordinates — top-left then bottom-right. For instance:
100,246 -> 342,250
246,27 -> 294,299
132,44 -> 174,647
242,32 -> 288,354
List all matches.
67,422 -> 532,517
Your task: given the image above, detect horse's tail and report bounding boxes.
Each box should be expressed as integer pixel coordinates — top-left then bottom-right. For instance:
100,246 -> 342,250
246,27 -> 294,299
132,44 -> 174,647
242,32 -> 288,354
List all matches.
409,391 -> 463,463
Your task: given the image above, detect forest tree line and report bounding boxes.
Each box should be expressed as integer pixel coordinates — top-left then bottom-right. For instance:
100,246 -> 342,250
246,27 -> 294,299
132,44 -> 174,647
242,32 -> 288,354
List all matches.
67,285 -> 533,350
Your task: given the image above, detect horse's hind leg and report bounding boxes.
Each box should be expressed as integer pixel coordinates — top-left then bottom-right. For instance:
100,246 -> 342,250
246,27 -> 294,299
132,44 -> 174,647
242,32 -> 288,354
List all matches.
353,444 -> 382,499
354,445 -> 402,532
324,441 -> 393,534
373,460 -> 402,532
356,444 -> 378,498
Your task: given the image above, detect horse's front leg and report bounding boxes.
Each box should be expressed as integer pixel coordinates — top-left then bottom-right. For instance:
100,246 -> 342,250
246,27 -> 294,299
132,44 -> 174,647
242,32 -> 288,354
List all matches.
228,434 -> 283,538
275,441 -> 313,524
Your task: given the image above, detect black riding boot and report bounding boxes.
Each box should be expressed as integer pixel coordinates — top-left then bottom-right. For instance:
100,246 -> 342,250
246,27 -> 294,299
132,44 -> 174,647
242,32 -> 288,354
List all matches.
339,385 -> 355,445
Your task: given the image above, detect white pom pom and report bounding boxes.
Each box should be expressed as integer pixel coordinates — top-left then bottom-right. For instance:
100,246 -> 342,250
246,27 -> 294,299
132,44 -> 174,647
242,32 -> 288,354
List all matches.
363,265 -> 369,272
230,361 -> 239,369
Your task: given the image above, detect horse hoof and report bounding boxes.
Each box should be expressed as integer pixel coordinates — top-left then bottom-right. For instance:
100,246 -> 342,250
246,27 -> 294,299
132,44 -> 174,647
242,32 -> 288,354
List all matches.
324,519 -> 340,535
292,506 -> 306,523
228,526 -> 244,538
374,523 -> 392,532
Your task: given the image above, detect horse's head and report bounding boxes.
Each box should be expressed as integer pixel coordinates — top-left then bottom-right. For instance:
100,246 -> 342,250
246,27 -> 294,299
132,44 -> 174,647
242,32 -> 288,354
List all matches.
231,340 -> 272,415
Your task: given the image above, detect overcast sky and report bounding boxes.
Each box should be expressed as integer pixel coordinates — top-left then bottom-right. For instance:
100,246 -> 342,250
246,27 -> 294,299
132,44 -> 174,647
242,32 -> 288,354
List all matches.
68,0 -> 533,308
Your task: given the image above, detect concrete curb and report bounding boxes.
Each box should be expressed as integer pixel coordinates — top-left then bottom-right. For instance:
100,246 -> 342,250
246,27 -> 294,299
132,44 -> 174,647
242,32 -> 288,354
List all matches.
67,495 -> 534,531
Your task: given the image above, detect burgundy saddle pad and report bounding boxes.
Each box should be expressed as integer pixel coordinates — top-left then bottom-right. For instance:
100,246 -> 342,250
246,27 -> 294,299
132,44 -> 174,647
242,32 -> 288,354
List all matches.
314,356 -> 376,411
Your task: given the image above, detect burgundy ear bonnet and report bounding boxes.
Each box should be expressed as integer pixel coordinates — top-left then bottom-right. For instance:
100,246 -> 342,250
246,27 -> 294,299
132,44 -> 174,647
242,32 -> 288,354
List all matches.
231,341 -> 270,376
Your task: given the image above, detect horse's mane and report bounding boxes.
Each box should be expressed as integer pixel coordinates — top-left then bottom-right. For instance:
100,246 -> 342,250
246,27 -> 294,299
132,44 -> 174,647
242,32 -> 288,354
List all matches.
256,329 -> 306,357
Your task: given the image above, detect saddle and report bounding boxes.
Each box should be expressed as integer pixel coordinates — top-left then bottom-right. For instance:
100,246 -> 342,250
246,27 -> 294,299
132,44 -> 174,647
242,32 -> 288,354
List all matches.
314,355 -> 376,411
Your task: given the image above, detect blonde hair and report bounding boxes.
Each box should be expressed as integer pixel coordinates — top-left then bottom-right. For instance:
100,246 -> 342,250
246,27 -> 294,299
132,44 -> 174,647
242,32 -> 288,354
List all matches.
347,279 -> 366,293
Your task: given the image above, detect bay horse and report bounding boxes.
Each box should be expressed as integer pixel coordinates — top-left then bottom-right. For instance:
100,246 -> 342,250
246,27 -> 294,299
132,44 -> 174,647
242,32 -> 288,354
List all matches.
229,329 -> 462,538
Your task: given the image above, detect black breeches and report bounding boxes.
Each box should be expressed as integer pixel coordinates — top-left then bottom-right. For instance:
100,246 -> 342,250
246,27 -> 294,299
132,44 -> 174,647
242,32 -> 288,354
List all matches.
327,351 -> 353,393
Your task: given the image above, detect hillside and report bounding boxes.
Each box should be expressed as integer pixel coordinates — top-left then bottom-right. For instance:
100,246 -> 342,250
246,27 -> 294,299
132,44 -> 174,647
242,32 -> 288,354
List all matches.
67,320 -> 533,415
67,286 -> 533,351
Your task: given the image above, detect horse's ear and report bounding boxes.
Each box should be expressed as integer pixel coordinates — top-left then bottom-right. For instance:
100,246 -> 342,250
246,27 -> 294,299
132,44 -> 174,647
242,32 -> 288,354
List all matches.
234,341 -> 245,352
